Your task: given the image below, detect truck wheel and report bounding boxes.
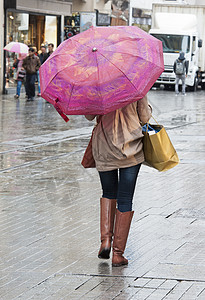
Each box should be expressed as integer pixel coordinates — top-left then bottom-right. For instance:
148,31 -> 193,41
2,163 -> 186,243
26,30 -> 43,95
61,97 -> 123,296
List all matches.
164,84 -> 174,91
189,76 -> 198,92
164,84 -> 169,90
152,83 -> 160,89
201,82 -> 205,90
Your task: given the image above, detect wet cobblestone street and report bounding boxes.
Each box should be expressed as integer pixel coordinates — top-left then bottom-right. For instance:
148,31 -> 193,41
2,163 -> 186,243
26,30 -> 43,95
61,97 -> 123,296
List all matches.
0,89 -> 205,299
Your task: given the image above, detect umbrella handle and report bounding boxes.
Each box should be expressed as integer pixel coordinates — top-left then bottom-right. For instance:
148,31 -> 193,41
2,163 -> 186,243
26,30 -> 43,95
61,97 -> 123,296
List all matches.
54,99 -> 69,122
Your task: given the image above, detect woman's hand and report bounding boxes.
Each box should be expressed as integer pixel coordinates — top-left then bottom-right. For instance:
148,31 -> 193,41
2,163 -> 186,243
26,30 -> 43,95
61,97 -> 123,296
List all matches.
85,115 -> 96,121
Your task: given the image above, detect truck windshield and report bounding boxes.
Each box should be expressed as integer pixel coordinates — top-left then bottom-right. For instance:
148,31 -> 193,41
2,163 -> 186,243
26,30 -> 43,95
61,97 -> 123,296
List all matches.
151,34 -> 190,53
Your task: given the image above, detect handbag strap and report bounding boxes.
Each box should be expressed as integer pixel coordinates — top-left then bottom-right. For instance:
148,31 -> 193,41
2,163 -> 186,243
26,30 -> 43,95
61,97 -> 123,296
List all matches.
145,115 -> 160,132
151,115 -> 160,125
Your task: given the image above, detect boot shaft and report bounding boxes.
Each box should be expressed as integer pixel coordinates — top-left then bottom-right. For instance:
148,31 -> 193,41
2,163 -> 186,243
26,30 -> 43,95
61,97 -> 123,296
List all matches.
113,209 -> 134,257
98,198 -> 116,259
100,197 -> 116,240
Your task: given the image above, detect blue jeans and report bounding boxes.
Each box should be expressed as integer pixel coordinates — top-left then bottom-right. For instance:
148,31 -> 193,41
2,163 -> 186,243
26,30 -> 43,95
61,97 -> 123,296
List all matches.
16,80 -> 26,96
37,70 -> 40,94
16,80 -> 23,96
99,164 -> 141,212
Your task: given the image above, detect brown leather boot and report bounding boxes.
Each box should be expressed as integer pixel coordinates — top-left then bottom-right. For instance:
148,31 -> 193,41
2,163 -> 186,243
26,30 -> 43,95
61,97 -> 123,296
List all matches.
112,209 -> 134,267
98,198 -> 116,259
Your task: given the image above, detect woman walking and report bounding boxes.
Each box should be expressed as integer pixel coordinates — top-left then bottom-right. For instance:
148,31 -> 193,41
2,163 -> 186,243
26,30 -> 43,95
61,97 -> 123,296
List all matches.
85,95 -> 152,267
13,54 -> 26,99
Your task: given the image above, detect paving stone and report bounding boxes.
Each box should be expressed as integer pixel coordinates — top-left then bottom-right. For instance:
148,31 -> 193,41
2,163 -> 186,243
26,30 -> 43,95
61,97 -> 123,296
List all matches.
158,279 -> 178,290
144,278 -> 166,289
162,281 -> 193,299
179,282 -> 205,299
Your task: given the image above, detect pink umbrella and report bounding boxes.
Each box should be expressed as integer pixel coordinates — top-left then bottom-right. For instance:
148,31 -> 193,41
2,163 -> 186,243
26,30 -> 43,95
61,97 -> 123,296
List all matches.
4,42 -> 28,54
40,26 -> 164,122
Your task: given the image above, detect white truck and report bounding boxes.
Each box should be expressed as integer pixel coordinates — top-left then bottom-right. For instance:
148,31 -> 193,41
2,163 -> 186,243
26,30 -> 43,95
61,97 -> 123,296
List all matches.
149,3 -> 205,91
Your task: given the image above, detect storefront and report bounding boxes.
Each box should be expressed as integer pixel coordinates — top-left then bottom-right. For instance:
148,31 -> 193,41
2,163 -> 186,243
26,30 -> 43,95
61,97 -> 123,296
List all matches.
3,0 -> 72,93
64,11 -> 111,40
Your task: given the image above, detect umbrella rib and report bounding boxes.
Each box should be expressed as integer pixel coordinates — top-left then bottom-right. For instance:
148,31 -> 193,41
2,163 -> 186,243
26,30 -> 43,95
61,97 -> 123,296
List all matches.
41,66 -> 75,95
67,83 -> 75,110
42,69 -> 74,103
95,53 -> 104,111
98,52 -> 139,93
99,49 -> 158,65
42,44 -> 102,95
42,49 -> 92,90
72,36 -> 144,52
48,39 -> 94,60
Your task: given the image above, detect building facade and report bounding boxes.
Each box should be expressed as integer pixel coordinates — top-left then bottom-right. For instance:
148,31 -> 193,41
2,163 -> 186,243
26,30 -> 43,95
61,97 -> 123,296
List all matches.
129,0 -> 205,28
72,0 -> 111,14
1,0 -> 114,94
2,0 -> 72,94
3,0 -> 205,94
65,0 -> 112,38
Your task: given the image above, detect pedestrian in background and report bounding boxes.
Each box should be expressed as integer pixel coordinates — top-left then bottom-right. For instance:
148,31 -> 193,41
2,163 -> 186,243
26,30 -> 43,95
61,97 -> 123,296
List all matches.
33,46 -> 41,97
85,95 -> 152,267
174,51 -> 189,96
37,45 -> 46,97
39,45 -> 46,64
22,47 -> 41,101
13,54 -> 27,99
43,43 -> 54,63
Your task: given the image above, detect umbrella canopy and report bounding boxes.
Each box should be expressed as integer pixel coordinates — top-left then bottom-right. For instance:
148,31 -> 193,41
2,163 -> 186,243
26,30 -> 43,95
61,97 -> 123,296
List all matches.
4,42 -> 29,54
40,26 -> 164,120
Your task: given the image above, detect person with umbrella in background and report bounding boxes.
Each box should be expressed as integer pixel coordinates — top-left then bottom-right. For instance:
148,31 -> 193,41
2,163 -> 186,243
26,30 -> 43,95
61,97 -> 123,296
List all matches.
23,47 -> 41,100
3,42 -> 29,91
37,45 -> 47,97
13,53 -> 27,99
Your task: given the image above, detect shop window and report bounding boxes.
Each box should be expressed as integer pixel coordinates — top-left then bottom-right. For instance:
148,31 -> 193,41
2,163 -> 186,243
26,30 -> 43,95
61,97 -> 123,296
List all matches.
6,12 -> 30,86
45,16 -> 57,49
7,12 -> 29,44
5,11 -> 57,88
64,13 -> 80,40
28,15 -> 45,50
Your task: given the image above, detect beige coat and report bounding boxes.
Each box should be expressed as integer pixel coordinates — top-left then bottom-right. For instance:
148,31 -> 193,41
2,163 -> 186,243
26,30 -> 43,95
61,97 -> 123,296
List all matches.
86,96 -> 152,172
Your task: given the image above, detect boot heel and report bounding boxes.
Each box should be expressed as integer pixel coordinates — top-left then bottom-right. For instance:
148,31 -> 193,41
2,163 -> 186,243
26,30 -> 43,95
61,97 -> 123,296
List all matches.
98,247 -> 111,259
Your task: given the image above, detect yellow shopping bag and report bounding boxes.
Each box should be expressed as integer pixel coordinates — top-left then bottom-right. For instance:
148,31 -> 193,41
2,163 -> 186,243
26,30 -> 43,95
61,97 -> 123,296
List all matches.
143,121 -> 179,172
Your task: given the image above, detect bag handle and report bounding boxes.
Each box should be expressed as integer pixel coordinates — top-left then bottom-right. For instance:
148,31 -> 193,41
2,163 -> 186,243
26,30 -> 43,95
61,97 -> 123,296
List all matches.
150,115 -> 160,125
145,115 -> 160,132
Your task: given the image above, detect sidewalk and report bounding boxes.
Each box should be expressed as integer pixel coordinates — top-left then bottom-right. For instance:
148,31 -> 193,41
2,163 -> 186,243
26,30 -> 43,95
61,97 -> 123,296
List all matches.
0,90 -> 205,299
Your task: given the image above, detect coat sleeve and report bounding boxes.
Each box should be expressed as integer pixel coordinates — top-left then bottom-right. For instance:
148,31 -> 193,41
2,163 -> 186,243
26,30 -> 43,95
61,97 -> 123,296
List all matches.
137,95 -> 152,125
85,115 -> 97,121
